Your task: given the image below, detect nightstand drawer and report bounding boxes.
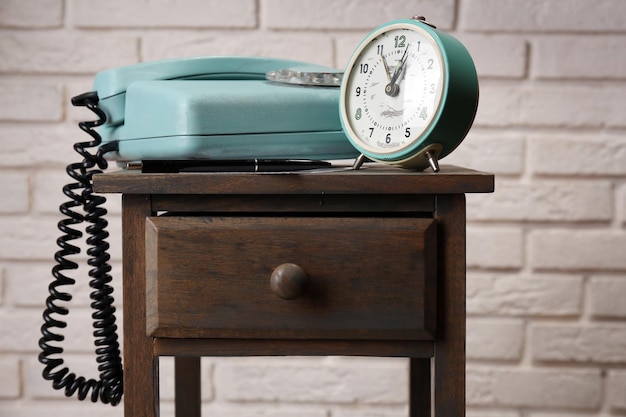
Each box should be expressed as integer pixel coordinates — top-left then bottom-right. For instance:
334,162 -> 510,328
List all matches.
146,216 -> 437,340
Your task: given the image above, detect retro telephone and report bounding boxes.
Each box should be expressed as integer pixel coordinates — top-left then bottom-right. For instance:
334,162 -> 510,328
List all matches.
39,16 -> 479,404
38,56 -> 358,405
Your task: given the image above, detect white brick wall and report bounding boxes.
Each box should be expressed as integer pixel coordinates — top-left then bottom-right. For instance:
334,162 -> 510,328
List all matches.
1,0 -> 625,416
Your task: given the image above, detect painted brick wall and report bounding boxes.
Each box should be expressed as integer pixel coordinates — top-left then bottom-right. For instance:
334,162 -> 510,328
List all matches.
1,0 -> 625,416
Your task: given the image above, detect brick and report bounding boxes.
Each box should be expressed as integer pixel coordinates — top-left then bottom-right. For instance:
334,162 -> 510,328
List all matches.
0,357 -> 20,398
467,411 -> 519,417
457,34 -> 527,79
466,179 -> 613,222
528,133 -> 626,177
333,412 -> 406,417
0,269 -> 4,306
4,261 -> 122,308
9,261 -> 76,307
467,318 -> 524,361
528,413 -> 610,417
0,217 -> 58,261
443,131 -> 525,176
72,0 -> 256,28
158,357 -> 175,401
467,368 -> 495,405
204,407 -> 326,417
0,407 -> 120,417
530,230 -> 626,271
621,186 -> 626,225
590,276 -> 626,318
0,173 -> 30,214
466,227 -> 524,269
0,310 -> 43,352
0,80 -> 63,121
336,34 -> 374,68
467,273 -> 583,317
533,35 -> 626,80
0,124 -> 79,167
262,0 -> 456,30
475,83 -> 626,129
0,0 -> 63,28
141,32 -> 335,67
532,324 -> 626,364
460,0 -> 626,32
608,370 -> 626,411
467,367 -> 602,409
0,32 -> 139,74
216,357 -> 407,404
0,214 -> 122,262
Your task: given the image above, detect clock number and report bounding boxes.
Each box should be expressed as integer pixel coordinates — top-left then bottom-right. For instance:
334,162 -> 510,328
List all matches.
377,44 -> 384,55
419,107 -> 428,120
359,63 -> 369,74
427,59 -> 434,69
355,86 -> 361,97
394,35 -> 406,48
430,83 -> 436,94
405,128 -> 411,138
355,108 -> 362,120
369,127 -> 374,137
385,133 -> 392,144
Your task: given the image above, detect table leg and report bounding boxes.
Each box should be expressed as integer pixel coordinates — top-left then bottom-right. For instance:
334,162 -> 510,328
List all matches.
123,194 -> 160,417
175,356 -> 201,417
434,194 -> 466,417
409,358 -> 432,416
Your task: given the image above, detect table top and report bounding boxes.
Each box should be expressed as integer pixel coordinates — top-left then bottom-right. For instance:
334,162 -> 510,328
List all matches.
93,164 -> 494,195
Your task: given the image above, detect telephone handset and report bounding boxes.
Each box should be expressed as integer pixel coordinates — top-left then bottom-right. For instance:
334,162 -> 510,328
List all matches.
94,55 -> 339,124
39,56 -> 356,406
92,56 -> 357,163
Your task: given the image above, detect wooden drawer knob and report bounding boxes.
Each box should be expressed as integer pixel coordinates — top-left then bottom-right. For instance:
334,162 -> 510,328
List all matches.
270,263 -> 308,300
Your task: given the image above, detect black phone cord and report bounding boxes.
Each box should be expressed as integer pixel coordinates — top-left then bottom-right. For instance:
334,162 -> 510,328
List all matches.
38,91 -> 123,406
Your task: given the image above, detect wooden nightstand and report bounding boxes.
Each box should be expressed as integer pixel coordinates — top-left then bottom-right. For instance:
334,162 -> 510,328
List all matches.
94,165 -> 494,417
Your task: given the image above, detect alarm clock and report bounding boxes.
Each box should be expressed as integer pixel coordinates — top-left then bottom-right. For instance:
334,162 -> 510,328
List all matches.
339,16 -> 478,171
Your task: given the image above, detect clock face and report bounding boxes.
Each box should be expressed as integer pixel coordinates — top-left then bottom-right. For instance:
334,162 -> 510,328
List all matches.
341,24 -> 445,158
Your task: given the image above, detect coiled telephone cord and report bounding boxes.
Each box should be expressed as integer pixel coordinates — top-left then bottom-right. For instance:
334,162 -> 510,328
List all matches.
38,91 -> 123,406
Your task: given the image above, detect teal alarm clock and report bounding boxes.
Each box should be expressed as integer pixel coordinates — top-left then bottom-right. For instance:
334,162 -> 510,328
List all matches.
339,16 -> 479,171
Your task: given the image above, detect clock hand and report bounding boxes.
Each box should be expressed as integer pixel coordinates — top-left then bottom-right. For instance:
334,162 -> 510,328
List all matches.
385,44 -> 409,97
391,45 -> 410,84
381,54 -> 392,82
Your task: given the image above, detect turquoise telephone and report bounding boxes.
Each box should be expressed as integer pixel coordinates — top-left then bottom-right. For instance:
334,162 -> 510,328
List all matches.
92,55 -> 358,162
39,56 -> 357,407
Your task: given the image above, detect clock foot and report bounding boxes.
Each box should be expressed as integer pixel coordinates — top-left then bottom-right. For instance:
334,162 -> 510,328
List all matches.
425,150 -> 440,172
352,154 -> 367,170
